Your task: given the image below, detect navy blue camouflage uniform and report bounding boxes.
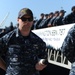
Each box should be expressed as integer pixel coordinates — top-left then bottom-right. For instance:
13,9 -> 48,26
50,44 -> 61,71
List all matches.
61,25 -> 75,75
63,12 -> 75,24
0,28 -> 47,75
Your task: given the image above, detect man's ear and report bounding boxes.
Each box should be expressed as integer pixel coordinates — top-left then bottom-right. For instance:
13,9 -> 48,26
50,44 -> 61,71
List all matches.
17,18 -> 19,22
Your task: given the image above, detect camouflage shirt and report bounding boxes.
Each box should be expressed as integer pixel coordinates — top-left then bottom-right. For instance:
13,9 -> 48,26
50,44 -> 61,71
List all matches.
0,28 -> 47,75
61,25 -> 75,75
61,25 -> 75,63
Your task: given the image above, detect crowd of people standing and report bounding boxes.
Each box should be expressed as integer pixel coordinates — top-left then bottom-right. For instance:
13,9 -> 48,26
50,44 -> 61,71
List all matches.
32,6 -> 75,30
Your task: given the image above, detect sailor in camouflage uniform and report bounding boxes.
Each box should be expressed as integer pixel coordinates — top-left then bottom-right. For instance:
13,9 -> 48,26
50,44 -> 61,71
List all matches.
61,25 -> 75,75
0,8 -> 48,75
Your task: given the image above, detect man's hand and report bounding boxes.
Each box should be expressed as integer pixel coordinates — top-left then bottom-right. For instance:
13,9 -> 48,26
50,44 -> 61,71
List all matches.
35,62 -> 47,71
0,57 -> 6,71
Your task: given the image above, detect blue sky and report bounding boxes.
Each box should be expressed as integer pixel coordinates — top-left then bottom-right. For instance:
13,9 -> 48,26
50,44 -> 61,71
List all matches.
0,0 -> 75,28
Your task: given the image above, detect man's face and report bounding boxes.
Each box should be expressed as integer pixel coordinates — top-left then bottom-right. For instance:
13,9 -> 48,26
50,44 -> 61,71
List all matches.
18,15 -> 33,31
73,8 -> 75,13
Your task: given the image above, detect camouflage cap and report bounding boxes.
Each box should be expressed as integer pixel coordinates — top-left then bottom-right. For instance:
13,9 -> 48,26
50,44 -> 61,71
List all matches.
71,6 -> 75,11
18,8 -> 33,18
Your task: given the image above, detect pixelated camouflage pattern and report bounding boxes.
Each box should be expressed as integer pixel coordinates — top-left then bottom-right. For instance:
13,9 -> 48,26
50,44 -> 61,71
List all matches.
0,28 -> 47,75
61,25 -> 75,75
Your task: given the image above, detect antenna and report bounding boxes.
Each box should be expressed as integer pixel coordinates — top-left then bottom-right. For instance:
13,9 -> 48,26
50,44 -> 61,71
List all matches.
61,7 -> 63,10
0,12 -> 9,27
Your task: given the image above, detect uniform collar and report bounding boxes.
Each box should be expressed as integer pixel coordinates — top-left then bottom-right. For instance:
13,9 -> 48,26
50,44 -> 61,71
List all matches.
15,28 -> 21,37
15,28 -> 32,38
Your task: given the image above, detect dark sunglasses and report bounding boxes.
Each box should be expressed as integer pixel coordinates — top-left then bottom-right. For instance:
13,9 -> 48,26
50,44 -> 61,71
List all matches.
20,17 -> 33,22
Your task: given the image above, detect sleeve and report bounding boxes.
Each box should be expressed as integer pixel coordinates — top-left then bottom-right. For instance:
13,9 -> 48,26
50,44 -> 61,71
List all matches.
37,40 -> 49,65
61,25 -> 75,63
37,40 -> 47,59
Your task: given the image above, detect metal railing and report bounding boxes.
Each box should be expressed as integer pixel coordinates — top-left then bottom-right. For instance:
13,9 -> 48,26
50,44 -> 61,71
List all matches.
47,48 -> 71,69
